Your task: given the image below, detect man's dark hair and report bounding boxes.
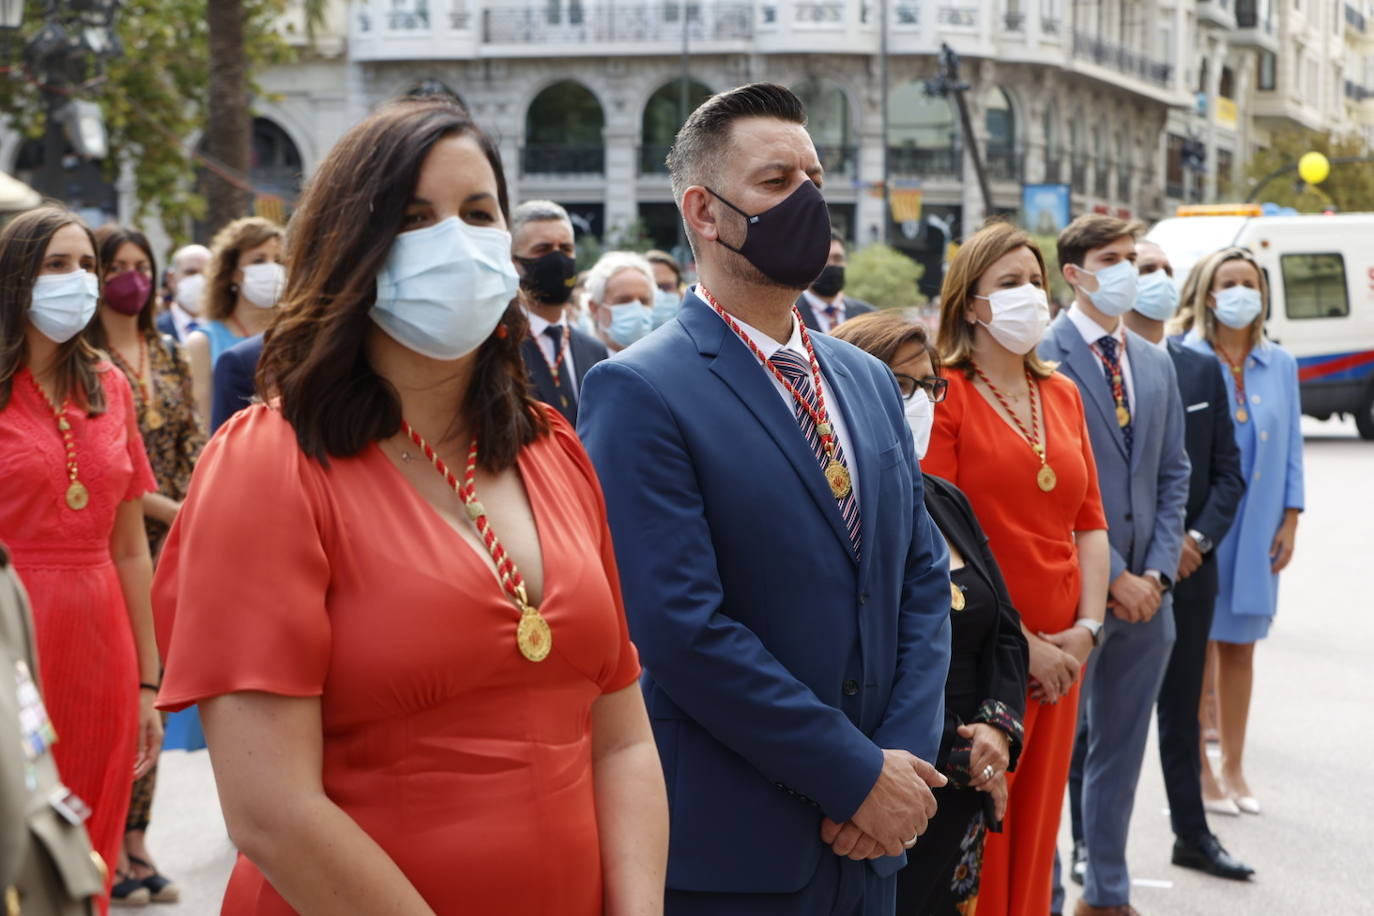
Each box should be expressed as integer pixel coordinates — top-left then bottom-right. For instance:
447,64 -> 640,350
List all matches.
1056,213 -> 1143,270
666,83 -> 807,206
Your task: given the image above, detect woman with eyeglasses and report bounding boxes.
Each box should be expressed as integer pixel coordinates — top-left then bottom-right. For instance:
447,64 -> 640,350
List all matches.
1173,247 -> 1303,818
916,221 -> 1110,916
831,310 -> 1028,915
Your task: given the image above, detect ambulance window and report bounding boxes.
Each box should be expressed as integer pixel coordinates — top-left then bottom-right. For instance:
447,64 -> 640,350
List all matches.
1280,254 -> 1349,319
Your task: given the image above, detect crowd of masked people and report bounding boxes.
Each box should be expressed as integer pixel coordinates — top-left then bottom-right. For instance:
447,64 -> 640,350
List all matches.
0,82 -> 1303,916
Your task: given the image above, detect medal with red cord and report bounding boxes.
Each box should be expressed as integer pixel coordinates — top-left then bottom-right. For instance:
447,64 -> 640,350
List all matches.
26,371 -> 89,510
1091,334 -> 1131,428
970,361 -> 1056,492
530,323 -> 572,412
698,284 -> 852,500
1215,342 -> 1251,423
402,422 -> 552,662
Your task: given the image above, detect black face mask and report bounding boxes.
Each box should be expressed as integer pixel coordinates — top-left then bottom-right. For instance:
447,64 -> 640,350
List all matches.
810,264 -> 845,297
707,181 -> 832,290
516,250 -> 577,305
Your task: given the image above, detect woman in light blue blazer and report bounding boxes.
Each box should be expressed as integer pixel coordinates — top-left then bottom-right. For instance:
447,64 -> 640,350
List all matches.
1176,246 -> 1304,817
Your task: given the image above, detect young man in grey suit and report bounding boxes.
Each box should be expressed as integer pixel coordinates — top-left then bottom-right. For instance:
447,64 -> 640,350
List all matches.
1,544 -> 105,914
1039,215 -> 1190,916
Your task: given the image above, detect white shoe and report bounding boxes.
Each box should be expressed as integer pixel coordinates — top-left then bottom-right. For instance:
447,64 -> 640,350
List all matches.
1204,796 -> 1242,816
1234,795 -> 1261,815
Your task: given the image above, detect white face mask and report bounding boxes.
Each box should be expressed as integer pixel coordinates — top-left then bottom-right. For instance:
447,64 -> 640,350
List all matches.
1077,260 -> 1139,317
1134,268 -> 1179,321
974,284 -> 1051,355
904,389 -> 934,460
29,270 -> 99,344
370,217 -> 521,361
175,273 -> 205,315
240,262 -> 285,309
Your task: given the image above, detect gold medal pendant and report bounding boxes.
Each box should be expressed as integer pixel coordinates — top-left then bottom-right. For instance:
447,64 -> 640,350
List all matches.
1037,464 -> 1058,492
1116,405 -> 1131,427
950,581 -> 965,611
516,605 -> 552,662
144,406 -> 164,430
1235,408 -> 1248,423
825,460 -> 852,500
66,480 -> 89,511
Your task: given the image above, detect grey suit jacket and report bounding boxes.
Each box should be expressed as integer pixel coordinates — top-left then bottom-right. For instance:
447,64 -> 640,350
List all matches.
0,547 -> 101,913
1039,314 -> 1190,586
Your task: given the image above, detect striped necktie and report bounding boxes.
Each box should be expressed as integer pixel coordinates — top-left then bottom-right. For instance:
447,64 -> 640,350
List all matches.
769,348 -> 862,557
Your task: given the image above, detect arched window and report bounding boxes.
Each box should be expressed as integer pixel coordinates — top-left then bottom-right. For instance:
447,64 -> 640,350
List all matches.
250,118 -> 304,201
888,82 -> 958,177
524,81 -> 605,176
1092,124 -> 1108,196
983,87 -> 1016,180
793,77 -> 855,175
1069,118 -> 1085,192
640,79 -> 711,175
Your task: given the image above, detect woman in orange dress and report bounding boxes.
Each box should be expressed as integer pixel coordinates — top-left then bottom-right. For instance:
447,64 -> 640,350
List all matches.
0,206 -> 163,915
921,222 -> 1110,916
151,98 -> 668,915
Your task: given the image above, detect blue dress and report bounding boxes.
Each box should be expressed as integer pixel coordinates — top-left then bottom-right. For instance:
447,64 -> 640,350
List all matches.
201,319 -> 245,367
1183,333 -> 1305,643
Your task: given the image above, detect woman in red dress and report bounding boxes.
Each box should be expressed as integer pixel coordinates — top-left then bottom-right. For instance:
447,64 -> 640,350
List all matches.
0,206 -> 164,915
152,99 -> 668,914
921,222 -> 1110,916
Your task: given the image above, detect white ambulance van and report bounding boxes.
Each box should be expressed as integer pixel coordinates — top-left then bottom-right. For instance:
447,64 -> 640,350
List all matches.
1146,206 -> 1374,439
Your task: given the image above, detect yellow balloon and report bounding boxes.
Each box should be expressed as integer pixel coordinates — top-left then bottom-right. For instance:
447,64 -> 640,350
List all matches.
1298,151 -> 1331,185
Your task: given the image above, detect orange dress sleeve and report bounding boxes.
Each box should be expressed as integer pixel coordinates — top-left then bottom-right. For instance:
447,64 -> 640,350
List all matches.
152,406 -> 332,711
921,370 -> 967,483
545,410 -> 641,694
1063,382 -> 1108,533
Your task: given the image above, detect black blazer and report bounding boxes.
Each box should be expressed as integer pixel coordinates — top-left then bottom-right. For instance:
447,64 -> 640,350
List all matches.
212,333 -> 264,433
1167,340 -> 1245,547
922,474 -> 1029,775
519,327 -> 609,424
796,294 -> 875,332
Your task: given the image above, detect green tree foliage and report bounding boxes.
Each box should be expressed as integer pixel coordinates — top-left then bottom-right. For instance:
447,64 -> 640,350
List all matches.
845,244 -> 926,310
0,0 -> 293,243
1027,232 -> 1073,307
1243,128 -> 1374,212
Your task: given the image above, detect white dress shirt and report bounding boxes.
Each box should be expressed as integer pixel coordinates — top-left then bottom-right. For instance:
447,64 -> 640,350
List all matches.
1067,304 -> 1136,409
169,304 -> 199,341
801,289 -> 846,334
724,309 -> 862,508
524,308 -> 580,397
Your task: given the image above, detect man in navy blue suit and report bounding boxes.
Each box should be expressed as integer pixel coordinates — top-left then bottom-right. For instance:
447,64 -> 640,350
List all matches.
579,83 -> 952,916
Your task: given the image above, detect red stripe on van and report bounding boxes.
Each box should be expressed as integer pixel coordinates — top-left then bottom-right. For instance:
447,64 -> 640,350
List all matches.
1298,350 -> 1374,381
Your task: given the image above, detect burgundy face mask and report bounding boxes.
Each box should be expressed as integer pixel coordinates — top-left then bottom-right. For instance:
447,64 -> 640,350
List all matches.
104,270 -> 152,316
707,180 -> 832,290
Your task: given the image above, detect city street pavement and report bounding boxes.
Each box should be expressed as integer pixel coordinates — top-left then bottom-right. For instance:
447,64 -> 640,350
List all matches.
143,417 -> 1373,915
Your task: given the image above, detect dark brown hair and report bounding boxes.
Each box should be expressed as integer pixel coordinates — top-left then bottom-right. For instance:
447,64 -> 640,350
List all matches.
644,249 -> 683,284
204,217 -> 283,322
830,308 -> 941,373
1056,213 -> 1143,271
0,206 -> 106,414
937,220 -> 1054,379
85,224 -> 158,352
257,98 -> 547,469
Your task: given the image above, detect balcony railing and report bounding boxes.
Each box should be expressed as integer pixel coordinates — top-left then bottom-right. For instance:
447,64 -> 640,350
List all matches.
937,5 -> 979,26
1346,3 -> 1367,31
1071,30 -> 1172,88
1235,0 -> 1273,32
522,144 -> 605,177
986,147 -> 1019,181
795,1 -> 844,22
815,144 -> 859,176
484,3 -> 754,43
895,1 -> 920,24
1071,158 -> 1087,193
1041,15 -> 1060,33
1043,156 -> 1061,183
1004,10 -> 1026,31
1345,79 -> 1373,101
388,1 -> 430,30
1117,168 -> 1131,201
1094,163 -> 1110,196
889,146 -> 960,178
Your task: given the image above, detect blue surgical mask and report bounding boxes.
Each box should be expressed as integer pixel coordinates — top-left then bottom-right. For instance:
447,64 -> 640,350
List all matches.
1213,285 -> 1263,330
370,217 -> 520,361
1134,269 -> 1179,321
29,270 -> 99,343
651,287 -> 682,329
1079,260 -> 1139,317
603,302 -> 653,348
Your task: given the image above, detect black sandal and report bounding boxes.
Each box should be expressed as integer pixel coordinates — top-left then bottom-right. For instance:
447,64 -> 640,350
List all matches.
111,870 -> 151,907
128,856 -> 180,904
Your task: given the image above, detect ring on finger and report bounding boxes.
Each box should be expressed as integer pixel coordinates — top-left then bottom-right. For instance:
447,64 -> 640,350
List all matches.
903,834 -> 918,849
982,764 -> 995,782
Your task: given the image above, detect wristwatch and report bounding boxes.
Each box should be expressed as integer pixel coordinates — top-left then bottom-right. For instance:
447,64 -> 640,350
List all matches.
1188,529 -> 1214,554
1074,617 -> 1104,647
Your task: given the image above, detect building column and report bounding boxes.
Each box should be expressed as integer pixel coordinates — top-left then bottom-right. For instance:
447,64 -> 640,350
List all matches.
1204,39 -> 1225,202
603,123 -> 638,238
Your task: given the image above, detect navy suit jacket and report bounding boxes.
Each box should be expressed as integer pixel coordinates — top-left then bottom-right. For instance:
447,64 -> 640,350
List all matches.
1039,314 -> 1190,585
796,294 -> 875,332
155,310 -> 177,340
519,327 -> 608,424
578,292 -> 951,894
211,333 -> 263,433
1167,340 -> 1245,550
